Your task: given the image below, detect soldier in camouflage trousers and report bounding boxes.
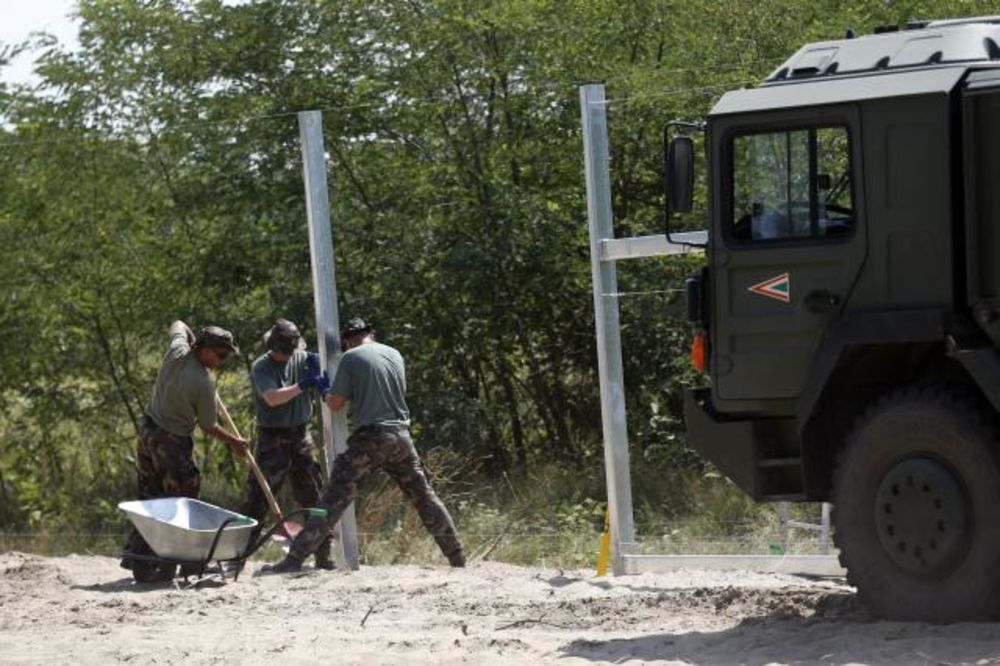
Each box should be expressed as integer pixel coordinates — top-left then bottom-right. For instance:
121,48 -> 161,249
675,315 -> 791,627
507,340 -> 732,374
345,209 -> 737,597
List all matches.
122,321 -> 247,583
235,426 -> 326,526
122,416 -> 202,582
285,423 -> 463,565
236,318 -> 334,569
262,318 -> 465,573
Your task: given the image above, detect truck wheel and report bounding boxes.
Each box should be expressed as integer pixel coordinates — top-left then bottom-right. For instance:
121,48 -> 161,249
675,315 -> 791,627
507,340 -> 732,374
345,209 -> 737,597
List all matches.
832,386 -> 1000,621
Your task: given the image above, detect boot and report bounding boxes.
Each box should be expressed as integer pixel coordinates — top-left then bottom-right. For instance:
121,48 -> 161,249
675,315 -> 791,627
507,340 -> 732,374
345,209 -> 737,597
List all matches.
259,555 -> 303,575
314,536 -> 336,570
314,556 -> 336,571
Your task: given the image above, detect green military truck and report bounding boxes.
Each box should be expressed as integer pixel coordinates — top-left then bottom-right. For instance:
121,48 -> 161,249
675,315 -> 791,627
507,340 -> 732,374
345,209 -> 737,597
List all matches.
669,16 -> 1000,620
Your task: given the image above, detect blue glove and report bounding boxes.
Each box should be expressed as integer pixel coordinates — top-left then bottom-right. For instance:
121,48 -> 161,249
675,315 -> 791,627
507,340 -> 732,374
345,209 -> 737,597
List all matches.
316,372 -> 331,396
306,352 -> 320,374
298,371 -> 319,390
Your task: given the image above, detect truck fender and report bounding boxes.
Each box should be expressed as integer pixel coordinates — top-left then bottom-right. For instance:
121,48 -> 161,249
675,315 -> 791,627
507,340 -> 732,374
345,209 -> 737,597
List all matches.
795,309 -> 949,427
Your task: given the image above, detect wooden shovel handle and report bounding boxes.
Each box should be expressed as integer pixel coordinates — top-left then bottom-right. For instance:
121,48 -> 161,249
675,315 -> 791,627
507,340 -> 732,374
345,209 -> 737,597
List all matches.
215,393 -> 285,522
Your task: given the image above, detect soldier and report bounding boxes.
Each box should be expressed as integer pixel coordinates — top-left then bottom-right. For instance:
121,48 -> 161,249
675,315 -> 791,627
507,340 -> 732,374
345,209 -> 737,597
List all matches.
261,317 -> 466,573
234,318 -> 334,569
121,320 -> 249,583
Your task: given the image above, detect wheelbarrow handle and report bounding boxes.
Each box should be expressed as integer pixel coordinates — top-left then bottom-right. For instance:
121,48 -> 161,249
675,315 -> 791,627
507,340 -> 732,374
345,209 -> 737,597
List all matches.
215,393 -> 285,523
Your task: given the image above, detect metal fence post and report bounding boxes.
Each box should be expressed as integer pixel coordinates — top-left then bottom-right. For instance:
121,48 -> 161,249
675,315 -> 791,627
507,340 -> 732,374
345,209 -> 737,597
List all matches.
298,110 -> 360,570
819,502 -> 832,554
576,88 -> 840,577
778,502 -> 790,553
580,84 -> 635,574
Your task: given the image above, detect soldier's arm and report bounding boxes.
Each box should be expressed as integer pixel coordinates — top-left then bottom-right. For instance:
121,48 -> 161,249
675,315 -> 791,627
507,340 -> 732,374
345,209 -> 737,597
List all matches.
196,386 -> 247,452
169,320 -> 196,345
324,392 -> 348,411
261,384 -> 308,408
202,423 -> 249,453
324,356 -> 351,412
257,355 -> 318,407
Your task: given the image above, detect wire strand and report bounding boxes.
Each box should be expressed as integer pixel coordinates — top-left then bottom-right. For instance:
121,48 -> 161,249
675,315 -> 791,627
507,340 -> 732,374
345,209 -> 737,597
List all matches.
604,289 -> 686,298
0,58 -> 778,150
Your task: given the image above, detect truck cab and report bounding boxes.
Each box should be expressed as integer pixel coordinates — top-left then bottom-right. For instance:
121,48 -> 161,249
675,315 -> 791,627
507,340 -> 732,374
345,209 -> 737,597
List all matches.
676,17 -> 1000,620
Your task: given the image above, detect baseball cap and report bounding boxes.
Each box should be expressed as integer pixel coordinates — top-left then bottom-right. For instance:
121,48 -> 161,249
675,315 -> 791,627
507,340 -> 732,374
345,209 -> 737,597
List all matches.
341,317 -> 372,338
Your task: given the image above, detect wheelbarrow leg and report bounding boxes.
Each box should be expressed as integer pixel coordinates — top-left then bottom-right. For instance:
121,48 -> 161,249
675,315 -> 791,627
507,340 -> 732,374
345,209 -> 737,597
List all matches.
191,517 -> 238,580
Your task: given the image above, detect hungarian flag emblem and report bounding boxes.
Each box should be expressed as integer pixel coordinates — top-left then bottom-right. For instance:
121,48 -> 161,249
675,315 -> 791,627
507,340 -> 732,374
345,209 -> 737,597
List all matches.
748,272 -> 791,303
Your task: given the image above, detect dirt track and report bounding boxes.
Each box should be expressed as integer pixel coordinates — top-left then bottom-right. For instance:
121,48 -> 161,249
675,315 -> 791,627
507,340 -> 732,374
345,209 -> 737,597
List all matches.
2,551 -> 1000,664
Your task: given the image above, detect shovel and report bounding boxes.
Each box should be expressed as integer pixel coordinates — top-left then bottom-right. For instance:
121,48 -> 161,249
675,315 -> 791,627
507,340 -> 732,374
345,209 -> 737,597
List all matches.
215,394 -> 302,551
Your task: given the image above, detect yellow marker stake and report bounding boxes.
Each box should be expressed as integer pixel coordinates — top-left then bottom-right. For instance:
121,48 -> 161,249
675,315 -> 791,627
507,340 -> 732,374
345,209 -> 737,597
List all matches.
596,508 -> 611,576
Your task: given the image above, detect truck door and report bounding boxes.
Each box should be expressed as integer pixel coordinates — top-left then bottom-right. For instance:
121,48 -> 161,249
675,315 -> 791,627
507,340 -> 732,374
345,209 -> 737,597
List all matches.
964,78 -> 1000,348
711,108 -> 867,403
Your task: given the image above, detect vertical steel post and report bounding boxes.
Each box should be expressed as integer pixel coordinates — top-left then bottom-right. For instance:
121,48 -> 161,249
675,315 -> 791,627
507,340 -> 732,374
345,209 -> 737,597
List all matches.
580,84 -> 635,573
819,502 -> 832,554
778,501 -> 790,553
298,110 -> 359,570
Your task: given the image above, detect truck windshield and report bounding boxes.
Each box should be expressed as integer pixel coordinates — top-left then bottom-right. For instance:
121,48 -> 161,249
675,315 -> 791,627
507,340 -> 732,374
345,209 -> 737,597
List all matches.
731,126 -> 853,242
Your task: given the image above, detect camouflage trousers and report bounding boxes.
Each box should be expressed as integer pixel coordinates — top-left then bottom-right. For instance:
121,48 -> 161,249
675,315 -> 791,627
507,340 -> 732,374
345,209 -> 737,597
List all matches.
288,424 -> 464,565
121,416 -> 200,578
235,424 -> 332,561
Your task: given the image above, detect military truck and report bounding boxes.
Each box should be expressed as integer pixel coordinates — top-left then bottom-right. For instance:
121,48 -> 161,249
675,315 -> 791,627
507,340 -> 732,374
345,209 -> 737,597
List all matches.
668,17 -> 1000,621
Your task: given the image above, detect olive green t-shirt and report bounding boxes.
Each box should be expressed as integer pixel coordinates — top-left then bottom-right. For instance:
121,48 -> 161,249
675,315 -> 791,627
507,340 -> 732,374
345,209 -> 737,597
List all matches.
250,350 -> 315,428
147,331 -> 217,437
330,341 -> 410,429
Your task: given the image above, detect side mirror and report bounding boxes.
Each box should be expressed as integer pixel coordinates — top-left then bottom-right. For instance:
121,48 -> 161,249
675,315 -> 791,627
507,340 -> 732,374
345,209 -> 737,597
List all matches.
666,135 -> 694,214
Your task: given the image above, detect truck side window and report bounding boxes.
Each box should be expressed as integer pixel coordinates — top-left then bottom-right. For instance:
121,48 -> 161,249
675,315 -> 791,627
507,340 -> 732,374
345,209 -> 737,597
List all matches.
731,126 -> 853,242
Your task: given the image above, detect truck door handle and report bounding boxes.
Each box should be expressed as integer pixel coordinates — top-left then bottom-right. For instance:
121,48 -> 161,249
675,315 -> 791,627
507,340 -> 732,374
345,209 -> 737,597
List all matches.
805,290 -> 841,314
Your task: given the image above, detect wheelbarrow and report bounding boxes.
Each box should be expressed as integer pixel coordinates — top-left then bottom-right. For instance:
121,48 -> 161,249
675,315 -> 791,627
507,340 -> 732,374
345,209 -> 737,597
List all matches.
119,497 -> 325,583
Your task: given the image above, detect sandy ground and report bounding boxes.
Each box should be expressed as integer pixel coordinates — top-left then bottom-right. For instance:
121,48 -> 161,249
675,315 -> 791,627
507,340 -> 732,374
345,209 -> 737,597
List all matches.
2,552 -> 1000,665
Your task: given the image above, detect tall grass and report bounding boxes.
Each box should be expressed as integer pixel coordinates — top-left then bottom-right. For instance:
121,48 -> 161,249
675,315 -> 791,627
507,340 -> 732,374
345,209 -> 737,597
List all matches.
0,453 -> 832,566
352,457 -> 832,567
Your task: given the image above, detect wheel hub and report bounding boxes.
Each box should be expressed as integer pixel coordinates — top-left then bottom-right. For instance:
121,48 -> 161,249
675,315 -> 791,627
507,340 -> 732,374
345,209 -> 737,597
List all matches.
874,457 -> 969,577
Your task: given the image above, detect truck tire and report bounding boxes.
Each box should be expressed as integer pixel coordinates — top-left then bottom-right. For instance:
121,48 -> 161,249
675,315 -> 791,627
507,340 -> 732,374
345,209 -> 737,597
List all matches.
832,386 -> 1000,621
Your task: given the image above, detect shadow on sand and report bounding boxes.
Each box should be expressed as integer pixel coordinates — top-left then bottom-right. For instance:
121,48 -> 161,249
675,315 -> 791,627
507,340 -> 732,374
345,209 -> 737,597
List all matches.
71,573 -> 228,593
560,598 -> 1000,666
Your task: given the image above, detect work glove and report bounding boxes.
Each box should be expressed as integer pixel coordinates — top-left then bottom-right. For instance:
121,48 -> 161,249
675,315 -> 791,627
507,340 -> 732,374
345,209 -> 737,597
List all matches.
316,372 -> 331,396
306,352 -> 320,375
298,371 -> 320,390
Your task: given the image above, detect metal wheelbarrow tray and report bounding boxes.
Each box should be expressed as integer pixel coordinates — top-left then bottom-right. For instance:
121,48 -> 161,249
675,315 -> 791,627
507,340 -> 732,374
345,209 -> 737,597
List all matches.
118,497 -> 277,582
119,497 -> 258,563
120,498 -> 322,582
